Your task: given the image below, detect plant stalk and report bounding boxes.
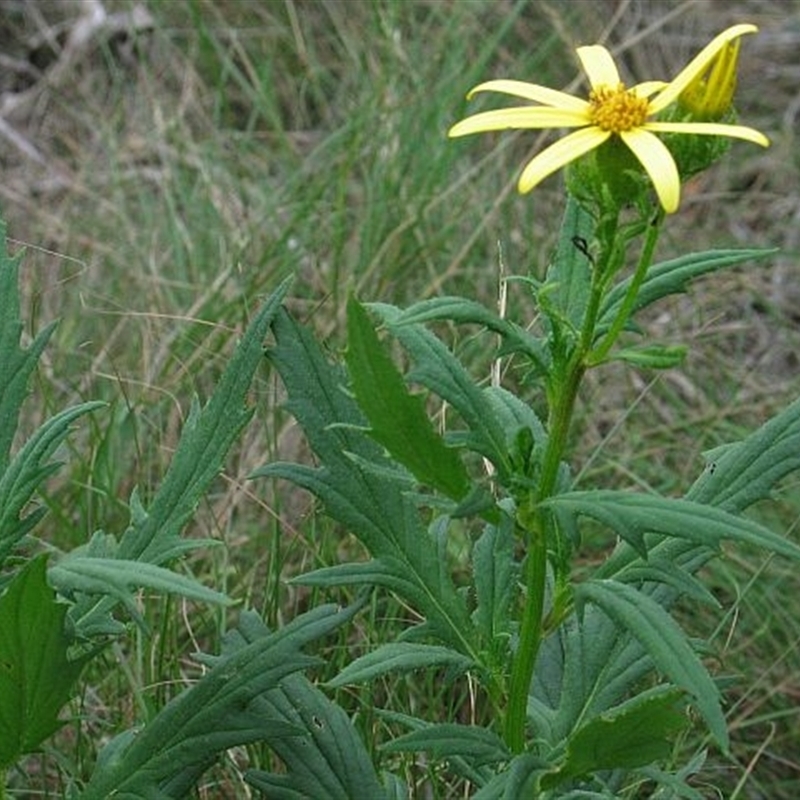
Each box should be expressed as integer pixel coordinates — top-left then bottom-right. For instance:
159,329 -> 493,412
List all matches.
504,209 -> 623,753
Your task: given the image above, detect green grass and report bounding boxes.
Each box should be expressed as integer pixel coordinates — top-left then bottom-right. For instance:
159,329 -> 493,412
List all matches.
3,0 -> 800,796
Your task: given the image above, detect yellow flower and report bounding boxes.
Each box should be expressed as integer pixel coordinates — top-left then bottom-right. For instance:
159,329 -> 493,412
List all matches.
449,24 -> 769,213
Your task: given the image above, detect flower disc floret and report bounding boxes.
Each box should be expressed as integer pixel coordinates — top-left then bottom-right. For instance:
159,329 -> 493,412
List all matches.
589,84 -> 650,132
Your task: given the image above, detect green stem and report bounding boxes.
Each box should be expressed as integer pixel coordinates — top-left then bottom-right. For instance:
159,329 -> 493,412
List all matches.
504,210 -> 623,753
588,211 -> 663,366
504,361 -> 584,751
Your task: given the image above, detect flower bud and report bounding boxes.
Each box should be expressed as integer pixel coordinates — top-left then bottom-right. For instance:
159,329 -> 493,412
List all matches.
679,37 -> 742,120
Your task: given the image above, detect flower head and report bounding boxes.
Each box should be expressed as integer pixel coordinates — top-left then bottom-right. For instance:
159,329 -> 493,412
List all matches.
449,24 -> 769,213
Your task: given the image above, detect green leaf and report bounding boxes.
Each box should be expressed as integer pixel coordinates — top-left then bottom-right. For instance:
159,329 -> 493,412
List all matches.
0,223 -> 58,470
394,295 -> 548,368
598,248 -> 775,334
576,579 -> 727,749
220,612 -> 390,800
380,723 -> 509,767
471,752 -> 550,800
615,560 -> 720,608
0,555 -> 89,768
345,296 -> 469,500
542,688 -> 688,788
546,490 -> 800,561
79,603 -> 357,799
599,394 -> 800,584
257,309 -> 477,657
605,344 -> 687,369
49,556 -> 232,622
117,275 -> 293,565
370,303 -> 513,479
69,279 -> 292,639
541,196 -> 596,332
688,393 -> 800,513
0,402 -> 104,568
326,642 -> 473,688
472,516 -> 517,654
535,398 -> 800,778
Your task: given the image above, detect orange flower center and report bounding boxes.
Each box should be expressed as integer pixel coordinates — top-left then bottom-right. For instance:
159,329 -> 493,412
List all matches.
588,83 -> 650,132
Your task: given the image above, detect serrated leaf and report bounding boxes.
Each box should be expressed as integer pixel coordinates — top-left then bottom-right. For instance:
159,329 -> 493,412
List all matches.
345,296 -> 469,500
49,557 -> 232,618
0,402 -> 104,568
370,303 -> 513,479
380,723 -> 509,766
0,555 -> 89,768
546,490 -> 800,561
79,603 -> 357,799
576,579 -> 727,749
326,642 -> 473,687
117,276 -> 293,565
542,688 -> 688,788
256,309 -> 478,658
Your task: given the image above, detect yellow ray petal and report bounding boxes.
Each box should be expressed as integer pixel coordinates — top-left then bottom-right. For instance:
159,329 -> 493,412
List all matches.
631,80 -> 668,99
620,128 -> 680,213
448,107 -> 589,137
649,24 -> 758,113
466,79 -> 589,112
644,120 -> 769,147
518,127 -> 610,192
576,45 -> 621,89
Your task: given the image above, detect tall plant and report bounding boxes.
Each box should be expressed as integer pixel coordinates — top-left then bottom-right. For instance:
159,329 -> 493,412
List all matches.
254,23 -> 798,797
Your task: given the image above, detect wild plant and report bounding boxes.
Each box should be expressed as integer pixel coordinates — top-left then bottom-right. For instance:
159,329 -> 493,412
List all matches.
1,22 -> 797,800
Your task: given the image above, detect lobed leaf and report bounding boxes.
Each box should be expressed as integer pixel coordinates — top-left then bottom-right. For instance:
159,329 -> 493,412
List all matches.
68,279 -> 292,639
117,275 -> 293,565
256,308 -> 477,657
78,603 -> 357,799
